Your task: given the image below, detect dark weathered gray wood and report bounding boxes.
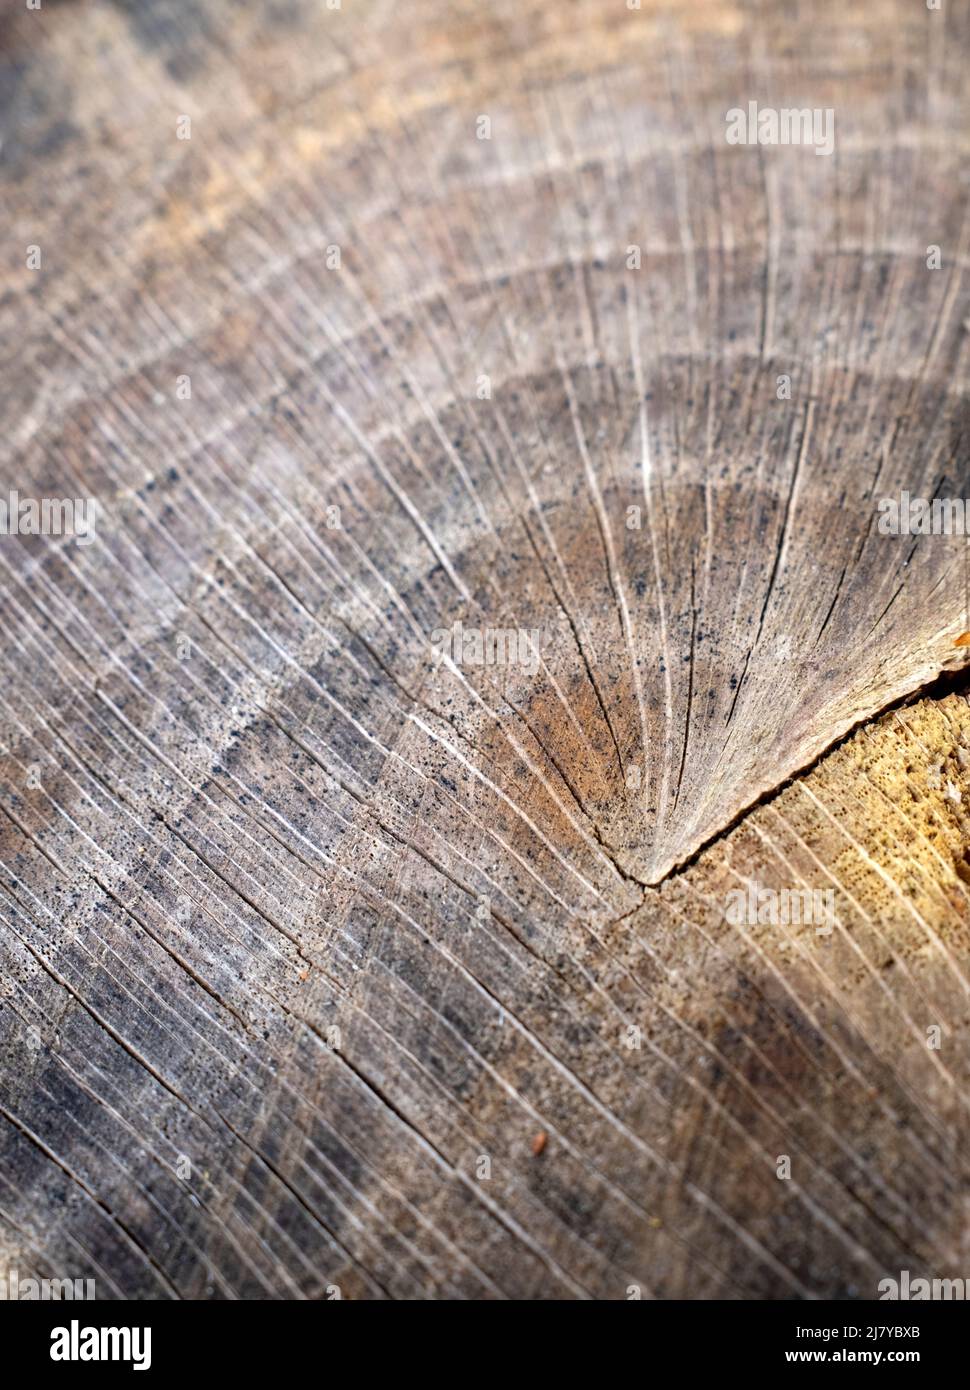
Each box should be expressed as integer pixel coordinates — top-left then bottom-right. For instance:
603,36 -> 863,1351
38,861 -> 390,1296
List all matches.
0,0 -> 968,1299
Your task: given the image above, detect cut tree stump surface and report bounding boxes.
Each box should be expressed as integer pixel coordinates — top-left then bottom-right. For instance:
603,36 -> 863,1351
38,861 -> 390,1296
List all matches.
0,0 -> 968,1298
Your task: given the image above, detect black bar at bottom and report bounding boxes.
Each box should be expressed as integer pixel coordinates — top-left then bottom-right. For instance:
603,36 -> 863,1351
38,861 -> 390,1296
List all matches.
0,1297 -> 958,1375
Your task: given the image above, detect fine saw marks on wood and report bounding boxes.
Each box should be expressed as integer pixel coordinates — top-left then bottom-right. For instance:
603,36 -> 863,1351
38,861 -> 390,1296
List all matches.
0,0 -> 968,1298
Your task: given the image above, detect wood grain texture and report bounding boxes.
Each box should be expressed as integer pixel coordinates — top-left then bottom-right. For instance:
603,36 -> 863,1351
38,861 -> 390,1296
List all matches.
0,0 -> 968,1299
